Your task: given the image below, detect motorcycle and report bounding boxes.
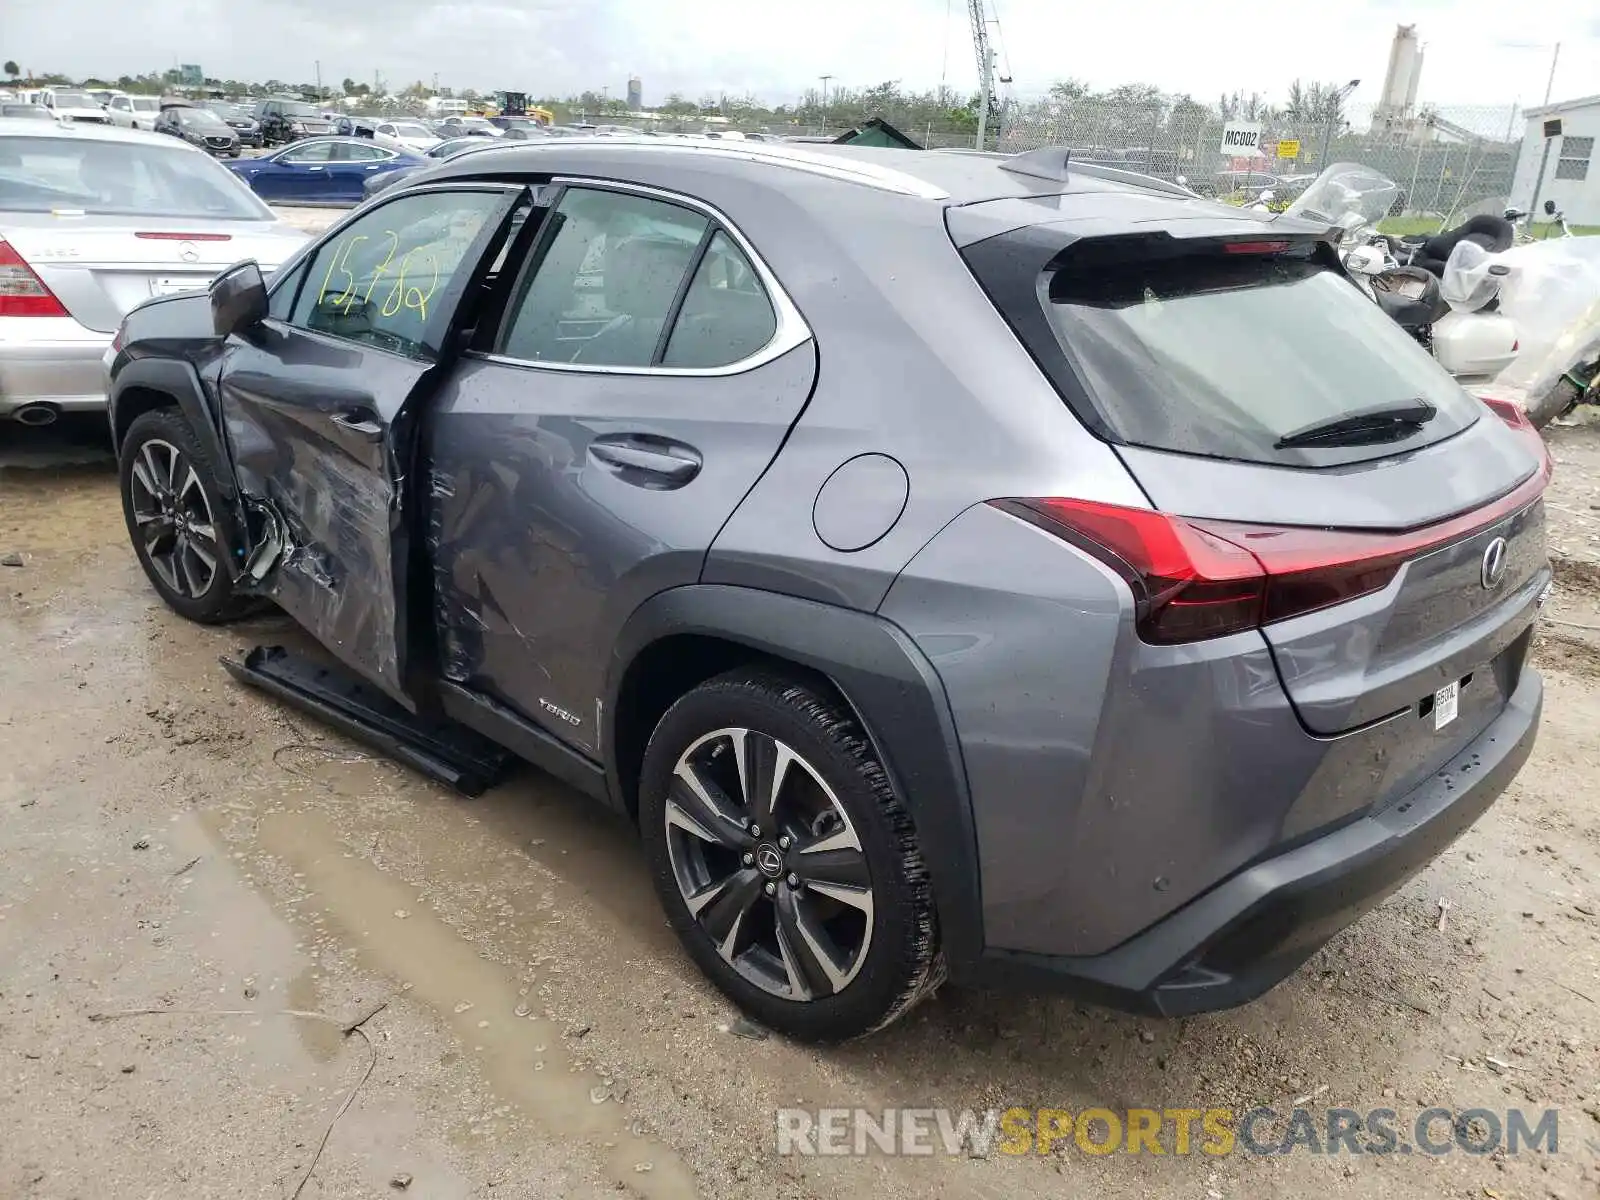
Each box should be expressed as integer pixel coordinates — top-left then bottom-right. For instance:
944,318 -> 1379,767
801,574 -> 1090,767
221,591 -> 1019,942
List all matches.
1278,163 -> 1519,382
1276,163 -> 1600,425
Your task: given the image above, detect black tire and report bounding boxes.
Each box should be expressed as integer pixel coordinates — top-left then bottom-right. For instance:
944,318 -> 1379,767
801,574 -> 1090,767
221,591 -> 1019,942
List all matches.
639,669 -> 942,1041
118,408 -> 256,624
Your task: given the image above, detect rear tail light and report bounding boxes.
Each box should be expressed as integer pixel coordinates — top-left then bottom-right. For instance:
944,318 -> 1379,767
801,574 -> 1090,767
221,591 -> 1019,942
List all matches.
0,240 -> 69,318
1222,240 -> 1291,254
995,472 -> 1549,644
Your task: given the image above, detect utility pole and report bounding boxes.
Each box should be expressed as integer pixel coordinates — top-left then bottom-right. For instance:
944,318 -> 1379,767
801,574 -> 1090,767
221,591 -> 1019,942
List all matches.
975,45 -> 994,150
819,74 -> 832,136
315,60 -> 321,98
1543,43 -> 1560,105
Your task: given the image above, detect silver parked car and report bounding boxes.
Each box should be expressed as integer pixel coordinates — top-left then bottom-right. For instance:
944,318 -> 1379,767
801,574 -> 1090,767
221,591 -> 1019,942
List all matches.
106,139 -> 1549,1040
106,94 -> 163,131
0,119 -> 308,424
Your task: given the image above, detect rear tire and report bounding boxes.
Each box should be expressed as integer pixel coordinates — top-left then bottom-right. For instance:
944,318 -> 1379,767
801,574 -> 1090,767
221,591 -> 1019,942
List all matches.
639,669 -> 942,1041
119,408 -> 256,624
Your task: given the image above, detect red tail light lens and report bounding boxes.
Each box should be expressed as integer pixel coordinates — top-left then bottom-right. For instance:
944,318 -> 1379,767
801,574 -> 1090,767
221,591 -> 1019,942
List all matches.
997,498 -> 1266,643
0,240 -> 69,318
995,471 -> 1549,644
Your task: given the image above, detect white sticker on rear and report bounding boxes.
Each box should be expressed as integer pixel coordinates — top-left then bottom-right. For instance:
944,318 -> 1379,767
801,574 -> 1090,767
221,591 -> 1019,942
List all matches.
1434,681 -> 1460,730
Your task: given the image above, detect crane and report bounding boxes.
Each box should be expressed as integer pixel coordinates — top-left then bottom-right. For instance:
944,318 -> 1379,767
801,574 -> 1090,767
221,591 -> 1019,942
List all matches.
967,0 -> 1010,150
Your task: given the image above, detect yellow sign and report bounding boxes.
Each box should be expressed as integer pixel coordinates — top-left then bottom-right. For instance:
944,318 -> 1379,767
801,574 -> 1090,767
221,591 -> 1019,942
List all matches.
1277,138 -> 1301,159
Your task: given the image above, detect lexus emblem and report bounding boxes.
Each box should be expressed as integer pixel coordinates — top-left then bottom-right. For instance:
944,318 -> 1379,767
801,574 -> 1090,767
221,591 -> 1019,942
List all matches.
755,844 -> 784,878
178,242 -> 200,263
1480,536 -> 1509,590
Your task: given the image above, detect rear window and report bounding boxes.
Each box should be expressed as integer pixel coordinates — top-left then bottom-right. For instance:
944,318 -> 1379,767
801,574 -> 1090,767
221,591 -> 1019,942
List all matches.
977,246 -> 1480,467
0,136 -> 271,219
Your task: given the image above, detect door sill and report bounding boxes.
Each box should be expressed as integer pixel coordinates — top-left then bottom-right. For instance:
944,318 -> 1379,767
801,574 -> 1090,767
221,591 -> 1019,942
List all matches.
438,682 -> 611,807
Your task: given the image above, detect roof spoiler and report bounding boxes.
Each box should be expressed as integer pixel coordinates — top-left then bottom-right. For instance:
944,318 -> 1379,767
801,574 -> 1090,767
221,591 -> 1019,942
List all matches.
999,145 -> 1199,199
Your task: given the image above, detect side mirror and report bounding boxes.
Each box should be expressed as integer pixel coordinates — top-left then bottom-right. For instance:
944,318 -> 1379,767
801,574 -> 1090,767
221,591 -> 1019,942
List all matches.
209,260 -> 268,337
1543,199 -> 1557,216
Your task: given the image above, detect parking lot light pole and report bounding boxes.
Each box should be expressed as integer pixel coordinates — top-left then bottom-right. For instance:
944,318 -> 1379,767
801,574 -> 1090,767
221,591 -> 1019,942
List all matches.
819,74 -> 832,137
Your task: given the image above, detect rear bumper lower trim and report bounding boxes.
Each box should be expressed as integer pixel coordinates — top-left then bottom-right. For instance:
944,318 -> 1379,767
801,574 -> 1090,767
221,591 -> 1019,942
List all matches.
969,668 -> 1542,1014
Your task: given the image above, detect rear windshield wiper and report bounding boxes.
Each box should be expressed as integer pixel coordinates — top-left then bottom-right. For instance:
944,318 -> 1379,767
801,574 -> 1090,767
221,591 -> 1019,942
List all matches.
1274,400 -> 1437,449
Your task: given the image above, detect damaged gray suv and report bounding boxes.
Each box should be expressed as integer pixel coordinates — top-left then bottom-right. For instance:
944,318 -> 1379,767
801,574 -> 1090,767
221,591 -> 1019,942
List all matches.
107,139 -> 1551,1041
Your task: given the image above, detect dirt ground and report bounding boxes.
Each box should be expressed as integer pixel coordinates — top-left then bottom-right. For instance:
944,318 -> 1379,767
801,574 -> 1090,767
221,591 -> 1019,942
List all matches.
2,415 -> 1598,1200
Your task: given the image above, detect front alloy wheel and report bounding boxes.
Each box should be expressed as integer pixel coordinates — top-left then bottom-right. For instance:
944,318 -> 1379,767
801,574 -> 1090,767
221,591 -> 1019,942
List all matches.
128,437 -> 221,601
119,408 -> 254,624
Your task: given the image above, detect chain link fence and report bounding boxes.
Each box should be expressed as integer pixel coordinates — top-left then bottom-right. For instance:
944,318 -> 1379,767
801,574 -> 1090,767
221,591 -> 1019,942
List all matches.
997,97 -> 1524,224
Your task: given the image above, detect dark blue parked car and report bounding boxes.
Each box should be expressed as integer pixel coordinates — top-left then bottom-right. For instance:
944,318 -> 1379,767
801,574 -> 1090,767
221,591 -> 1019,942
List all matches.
226,137 -> 423,203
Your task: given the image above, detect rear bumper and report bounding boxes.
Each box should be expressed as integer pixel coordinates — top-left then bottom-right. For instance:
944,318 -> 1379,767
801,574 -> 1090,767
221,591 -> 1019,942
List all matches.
973,668 -> 1542,1015
0,317 -> 112,416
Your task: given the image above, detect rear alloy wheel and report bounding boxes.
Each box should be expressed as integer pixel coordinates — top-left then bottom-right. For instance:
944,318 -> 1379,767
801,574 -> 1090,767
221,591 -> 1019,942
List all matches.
640,670 -> 942,1041
119,408 -> 254,624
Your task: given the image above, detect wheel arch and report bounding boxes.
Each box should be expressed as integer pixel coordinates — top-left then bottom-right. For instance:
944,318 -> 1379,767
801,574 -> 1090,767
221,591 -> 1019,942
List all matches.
605,584 -> 985,970
110,358 -> 236,502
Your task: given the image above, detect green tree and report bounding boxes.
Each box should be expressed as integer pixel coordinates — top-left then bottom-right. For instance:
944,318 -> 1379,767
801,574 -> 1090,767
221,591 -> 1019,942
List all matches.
3,61 -> 18,79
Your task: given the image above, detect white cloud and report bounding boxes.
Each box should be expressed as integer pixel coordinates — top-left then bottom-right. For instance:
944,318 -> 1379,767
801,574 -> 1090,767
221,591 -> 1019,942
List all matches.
6,0 -> 1596,110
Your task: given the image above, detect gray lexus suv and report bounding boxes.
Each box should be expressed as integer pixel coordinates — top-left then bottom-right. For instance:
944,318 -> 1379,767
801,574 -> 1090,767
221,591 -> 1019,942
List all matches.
106,139 -> 1550,1041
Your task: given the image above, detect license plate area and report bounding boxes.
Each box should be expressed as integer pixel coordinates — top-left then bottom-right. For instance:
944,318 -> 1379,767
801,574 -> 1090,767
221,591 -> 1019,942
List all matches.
148,276 -> 207,297
1420,675 -> 1471,730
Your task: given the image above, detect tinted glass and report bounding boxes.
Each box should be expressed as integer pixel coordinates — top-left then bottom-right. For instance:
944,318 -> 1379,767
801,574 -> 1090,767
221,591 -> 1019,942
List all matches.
267,262 -> 305,320
1036,254 -> 1478,465
499,187 -> 706,367
281,141 -> 335,163
52,91 -> 93,107
132,98 -> 160,112
662,231 -> 777,368
290,189 -> 503,357
179,109 -> 230,131
280,101 -> 318,117
337,143 -> 391,162
0,136 -> 269,218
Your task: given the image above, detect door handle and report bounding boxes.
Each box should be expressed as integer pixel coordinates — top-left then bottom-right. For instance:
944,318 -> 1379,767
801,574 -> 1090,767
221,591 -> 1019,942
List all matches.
331,410 -> 383,440
589,437 -> 701,485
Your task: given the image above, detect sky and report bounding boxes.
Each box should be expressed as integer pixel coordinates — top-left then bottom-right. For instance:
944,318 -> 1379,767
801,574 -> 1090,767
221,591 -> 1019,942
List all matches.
6,0 -> 1599,112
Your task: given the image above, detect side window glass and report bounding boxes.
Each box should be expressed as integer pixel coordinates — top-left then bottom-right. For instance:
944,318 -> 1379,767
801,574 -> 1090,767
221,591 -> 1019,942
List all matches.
267,262 -> 306,321
498,187 -> 706,367
662,231 -> 777,368
288,190 -> 505,357
282,141 -> 334,164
